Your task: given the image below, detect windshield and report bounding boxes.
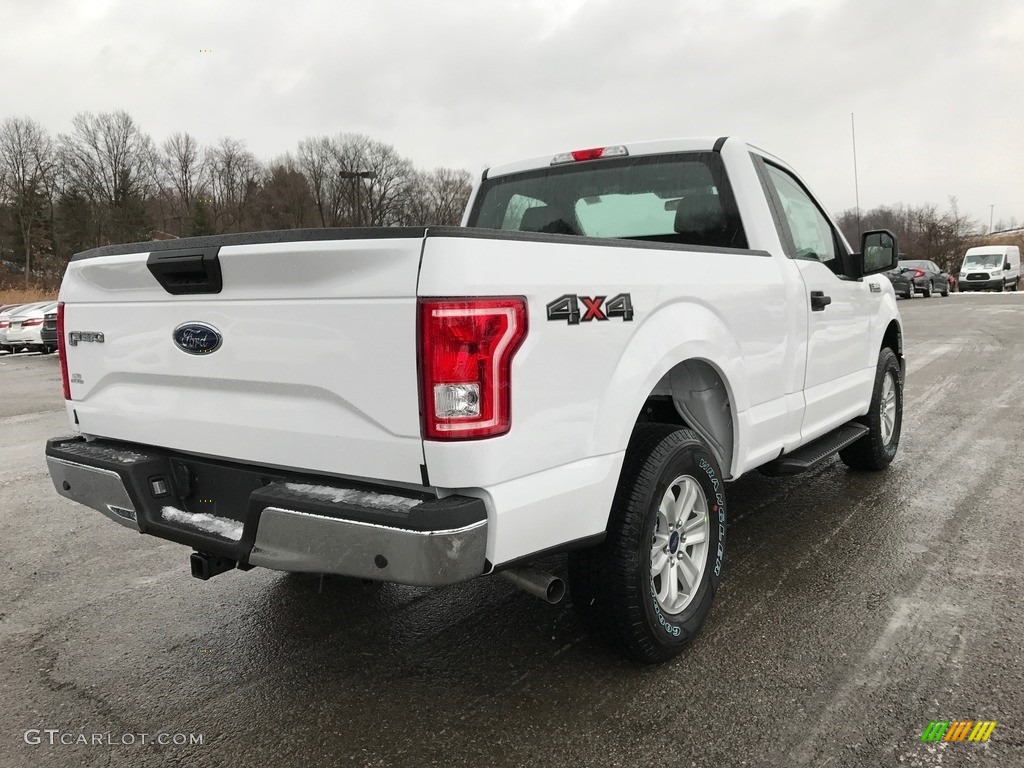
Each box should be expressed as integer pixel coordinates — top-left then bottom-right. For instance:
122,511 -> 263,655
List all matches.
467,152 -> 748,249
963,253 -> 1003,269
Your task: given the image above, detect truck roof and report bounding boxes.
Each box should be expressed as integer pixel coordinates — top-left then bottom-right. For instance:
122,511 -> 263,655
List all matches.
484,136 -> 737,179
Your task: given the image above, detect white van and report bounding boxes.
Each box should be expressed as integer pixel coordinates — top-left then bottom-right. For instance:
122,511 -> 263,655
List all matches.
959,245 -> 1021,292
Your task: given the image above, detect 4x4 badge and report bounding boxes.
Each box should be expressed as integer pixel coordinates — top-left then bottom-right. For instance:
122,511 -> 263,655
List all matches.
546,293 -> 634,325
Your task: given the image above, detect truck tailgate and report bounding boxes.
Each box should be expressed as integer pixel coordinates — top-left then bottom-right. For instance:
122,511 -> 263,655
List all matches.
59,232 -> 427,485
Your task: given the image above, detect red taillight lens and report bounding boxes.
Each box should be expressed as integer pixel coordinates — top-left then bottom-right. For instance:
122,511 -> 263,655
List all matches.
419,298 -> 527,440
0,320 -> 8,329
22,317 -> 43,327
57,302 -> 70,399
914,269 -> 925,278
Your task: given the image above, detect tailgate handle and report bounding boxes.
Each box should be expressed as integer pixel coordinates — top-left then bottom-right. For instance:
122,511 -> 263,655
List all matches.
147,247 -> 223,295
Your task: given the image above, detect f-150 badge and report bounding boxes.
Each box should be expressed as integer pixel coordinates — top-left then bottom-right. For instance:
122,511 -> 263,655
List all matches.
67,331 -> 104,346
546,293 -> 634,325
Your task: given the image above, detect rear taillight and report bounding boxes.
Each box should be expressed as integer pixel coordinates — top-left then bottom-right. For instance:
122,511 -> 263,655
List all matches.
419,298 -> 528,440
913,269 -> 925,278
0,320 -> 8,329
57,302 -> 70,399
22,317 -> 43,327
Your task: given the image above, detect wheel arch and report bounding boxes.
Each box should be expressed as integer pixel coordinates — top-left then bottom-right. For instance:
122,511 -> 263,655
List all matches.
595,303 -> 747,478
635,359 -> 738,479
881,318 -> 902,357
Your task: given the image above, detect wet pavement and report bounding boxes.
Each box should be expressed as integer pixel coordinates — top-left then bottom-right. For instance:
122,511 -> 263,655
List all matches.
1,293 -> 1022,767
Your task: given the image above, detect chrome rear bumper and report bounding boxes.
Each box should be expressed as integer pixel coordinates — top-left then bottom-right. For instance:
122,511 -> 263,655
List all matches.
47,457 -> 140,530
45,437 -> 488,587
248,508 -> 486,585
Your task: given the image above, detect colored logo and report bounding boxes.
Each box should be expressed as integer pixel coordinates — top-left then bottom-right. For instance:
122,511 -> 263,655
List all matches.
172,323 -> 222,355
920,721 -> 997,743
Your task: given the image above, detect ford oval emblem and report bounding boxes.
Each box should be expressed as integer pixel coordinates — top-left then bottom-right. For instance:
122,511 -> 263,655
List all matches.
172,322 -> 223,355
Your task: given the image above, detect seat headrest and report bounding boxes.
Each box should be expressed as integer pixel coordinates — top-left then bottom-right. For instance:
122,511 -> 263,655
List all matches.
519,206 -> 577,235
674,193 -> 731,247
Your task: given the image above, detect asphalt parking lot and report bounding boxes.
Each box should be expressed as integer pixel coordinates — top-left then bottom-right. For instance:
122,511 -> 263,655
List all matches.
1,293 -> 1022,768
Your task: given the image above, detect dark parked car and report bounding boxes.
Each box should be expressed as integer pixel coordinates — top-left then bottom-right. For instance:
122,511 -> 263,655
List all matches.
41,308 -> 58,351
883,266 -> 915,299
899,259 -> 949,297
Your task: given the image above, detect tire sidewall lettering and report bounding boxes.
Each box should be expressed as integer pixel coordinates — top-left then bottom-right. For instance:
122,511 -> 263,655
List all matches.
646,447 -> 726,640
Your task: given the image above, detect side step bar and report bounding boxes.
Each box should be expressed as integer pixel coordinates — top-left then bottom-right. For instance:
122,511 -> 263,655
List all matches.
759,422 -> 869,476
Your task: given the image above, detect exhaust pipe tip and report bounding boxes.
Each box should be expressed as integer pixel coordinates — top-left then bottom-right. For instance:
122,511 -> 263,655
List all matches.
500,566 -> 565,604
545,577 -> 566,604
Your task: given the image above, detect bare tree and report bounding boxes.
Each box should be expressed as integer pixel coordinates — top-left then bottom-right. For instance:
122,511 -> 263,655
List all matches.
340,136 -> 415,227
60,111 -> 157,244
0,110 -> 487,275
297,136 -> 345,226
256,154 -> 315,230
400,167 -> 472,226
425,167 -> 472,225
159,132 -> 208,235
0,117 -> 56,284
837,199 -> 977,272
206,138 -> 263,233
937,197 -> 977,272
297,134 -> 417,227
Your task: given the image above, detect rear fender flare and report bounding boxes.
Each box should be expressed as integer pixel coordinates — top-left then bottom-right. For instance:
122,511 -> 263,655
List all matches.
594,301 -> 745,475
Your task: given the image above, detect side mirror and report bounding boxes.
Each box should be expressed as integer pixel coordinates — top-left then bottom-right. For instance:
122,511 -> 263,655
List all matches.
849,229 -> 898,279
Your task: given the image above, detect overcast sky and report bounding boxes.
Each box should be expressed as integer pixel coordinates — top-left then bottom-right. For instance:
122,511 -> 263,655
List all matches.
3,0 -> 1023,228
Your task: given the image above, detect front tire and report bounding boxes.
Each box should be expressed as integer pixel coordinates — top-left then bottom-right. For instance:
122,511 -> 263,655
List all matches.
840,347 -> 903,471
568,425 -> 726,663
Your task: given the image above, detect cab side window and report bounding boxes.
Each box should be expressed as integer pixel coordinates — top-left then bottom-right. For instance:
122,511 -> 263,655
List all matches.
763,164 -> 840,272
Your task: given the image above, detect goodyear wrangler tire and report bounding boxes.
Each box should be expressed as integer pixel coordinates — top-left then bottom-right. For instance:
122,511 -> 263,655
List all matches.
839,347 -> 903,471
568,424 -> 726,663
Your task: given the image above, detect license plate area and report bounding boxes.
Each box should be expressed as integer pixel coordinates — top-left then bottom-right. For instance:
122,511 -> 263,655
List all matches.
167,457 -> 273,525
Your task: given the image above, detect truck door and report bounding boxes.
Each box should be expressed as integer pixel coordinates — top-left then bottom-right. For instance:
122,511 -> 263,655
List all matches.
756,159 -> 876,441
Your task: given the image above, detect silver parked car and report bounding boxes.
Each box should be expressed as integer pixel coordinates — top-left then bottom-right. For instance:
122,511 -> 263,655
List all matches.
0,301 -> 58,354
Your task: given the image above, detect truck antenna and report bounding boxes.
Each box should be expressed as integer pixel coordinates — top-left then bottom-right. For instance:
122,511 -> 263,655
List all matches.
851,112 -> 861,237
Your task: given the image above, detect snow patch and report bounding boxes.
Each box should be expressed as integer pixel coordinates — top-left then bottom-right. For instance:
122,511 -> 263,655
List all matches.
283,483 -> 421,512
951,291 -> 1024,297
111,451 -> 148,464
161,506 -> 244,541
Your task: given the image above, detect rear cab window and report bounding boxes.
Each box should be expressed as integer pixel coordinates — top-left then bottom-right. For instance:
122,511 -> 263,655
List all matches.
467,152 -> 748,250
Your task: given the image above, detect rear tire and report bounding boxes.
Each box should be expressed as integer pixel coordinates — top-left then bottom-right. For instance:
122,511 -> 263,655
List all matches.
840,347 -> 903,471
568,425 -> 726,663
941,283 -> 949,297
923,284 -> 932,298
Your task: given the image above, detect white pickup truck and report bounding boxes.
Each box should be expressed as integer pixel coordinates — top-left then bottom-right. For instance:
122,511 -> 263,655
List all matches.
46,137 -> 904,662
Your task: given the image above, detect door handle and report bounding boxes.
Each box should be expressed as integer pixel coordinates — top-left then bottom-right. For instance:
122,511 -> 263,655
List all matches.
810,291 -> 831,311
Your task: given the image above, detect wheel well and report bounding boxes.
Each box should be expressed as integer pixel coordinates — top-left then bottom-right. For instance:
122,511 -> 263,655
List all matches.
636,359 -> 734,476
882,320 -> 902,358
